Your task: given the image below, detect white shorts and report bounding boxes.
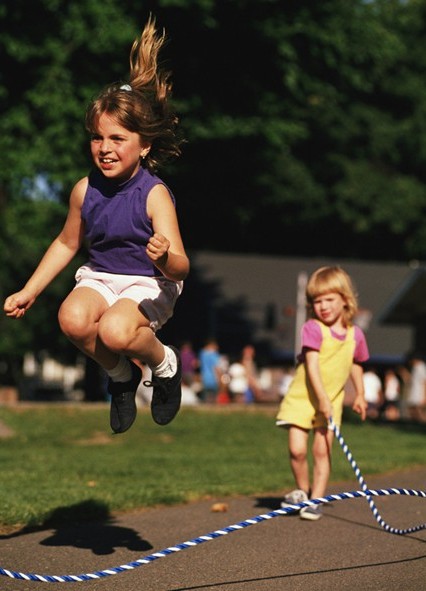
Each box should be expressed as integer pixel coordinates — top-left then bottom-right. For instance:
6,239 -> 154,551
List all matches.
74,265 -> 183,332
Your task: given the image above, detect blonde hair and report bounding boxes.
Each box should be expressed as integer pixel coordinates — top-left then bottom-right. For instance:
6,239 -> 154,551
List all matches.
306,266 -> 358,326
85,16 -> 182,173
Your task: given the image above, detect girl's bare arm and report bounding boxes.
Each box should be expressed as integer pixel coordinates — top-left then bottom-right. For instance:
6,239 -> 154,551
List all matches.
146,184 -> 189,281
350,363 -> 367,420
4,178 -> 87,318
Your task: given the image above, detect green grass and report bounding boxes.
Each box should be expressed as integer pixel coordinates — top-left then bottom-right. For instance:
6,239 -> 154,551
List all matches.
0,404 -> 424,530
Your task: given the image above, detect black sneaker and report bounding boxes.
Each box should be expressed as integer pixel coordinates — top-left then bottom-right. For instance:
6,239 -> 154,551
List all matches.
144,346 -> 182,426
108,361 -> 142,434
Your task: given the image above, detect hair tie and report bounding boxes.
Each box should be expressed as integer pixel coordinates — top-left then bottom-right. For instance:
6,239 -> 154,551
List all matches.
120,84 -> 132,91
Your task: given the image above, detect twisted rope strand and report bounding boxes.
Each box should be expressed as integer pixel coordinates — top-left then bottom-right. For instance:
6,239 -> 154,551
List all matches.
0,488 -> 424,582
0,419 -> 425,582
330,417 -> 426,535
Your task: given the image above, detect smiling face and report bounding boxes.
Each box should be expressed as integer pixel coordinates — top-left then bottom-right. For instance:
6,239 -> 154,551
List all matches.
90,112 -> 150,182
312,291 -> 347,329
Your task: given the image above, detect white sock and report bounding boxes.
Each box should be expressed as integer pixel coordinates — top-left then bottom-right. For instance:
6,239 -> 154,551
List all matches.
152,346 -> 177,378
106,355 -> 132,382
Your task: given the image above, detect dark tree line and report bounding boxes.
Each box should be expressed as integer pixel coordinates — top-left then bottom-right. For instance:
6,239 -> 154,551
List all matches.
1,0 -> 426,362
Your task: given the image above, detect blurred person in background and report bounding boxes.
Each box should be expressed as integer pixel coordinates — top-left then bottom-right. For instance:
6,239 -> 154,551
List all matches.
199,339 -> 222,403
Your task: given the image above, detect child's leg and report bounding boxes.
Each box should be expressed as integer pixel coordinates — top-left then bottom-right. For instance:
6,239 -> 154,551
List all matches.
58,289 -> 147,433
96,298 -> 168,368
310,426 -> 334,498
58,287 -> 119,369
287,425 -> 310,495
60,291 -> 181,429
97,298 -> 181,426
60,290 -> 175,375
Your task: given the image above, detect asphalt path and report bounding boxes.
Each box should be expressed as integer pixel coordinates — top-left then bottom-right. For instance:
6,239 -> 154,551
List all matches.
0,467 -> 424,591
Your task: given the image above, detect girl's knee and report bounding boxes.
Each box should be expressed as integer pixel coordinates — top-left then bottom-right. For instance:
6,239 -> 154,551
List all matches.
97,316 -> 122,351
58,301 -> 92,340
313,436 -> 333,461
288,427 -> 309,463
289,447 -> 307,463
98,315 -> 149,353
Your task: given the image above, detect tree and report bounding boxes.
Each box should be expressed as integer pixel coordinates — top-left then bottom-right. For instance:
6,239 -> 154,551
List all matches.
139,0 -> 426,260
1,0 -> 426,374
0,0 -> 145,378
0,0 -> 146,200
1,0 -> 426,261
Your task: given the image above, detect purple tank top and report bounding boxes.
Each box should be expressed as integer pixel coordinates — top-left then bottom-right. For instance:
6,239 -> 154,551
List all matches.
81,167 -> 175,276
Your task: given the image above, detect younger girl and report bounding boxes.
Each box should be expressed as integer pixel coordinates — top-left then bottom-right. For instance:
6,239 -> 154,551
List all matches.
276,266 -> 368,520
4,18 -> 189,434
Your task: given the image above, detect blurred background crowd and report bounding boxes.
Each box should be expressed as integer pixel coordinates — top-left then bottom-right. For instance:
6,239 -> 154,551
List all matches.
134,341 -> 426,424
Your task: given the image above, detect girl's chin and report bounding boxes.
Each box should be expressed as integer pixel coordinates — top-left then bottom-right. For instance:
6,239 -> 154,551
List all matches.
97,164 -> 139,181
99,164 -> 116,174
98,167 -> 129,182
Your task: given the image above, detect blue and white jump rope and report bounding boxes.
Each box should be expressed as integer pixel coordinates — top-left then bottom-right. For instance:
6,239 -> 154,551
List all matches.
0,418 -> 424,583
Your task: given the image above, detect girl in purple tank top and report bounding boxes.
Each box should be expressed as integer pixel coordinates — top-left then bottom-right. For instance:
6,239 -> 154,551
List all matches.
4,17 -> 189,434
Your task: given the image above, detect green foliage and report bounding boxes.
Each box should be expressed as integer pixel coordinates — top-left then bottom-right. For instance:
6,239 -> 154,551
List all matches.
0,0 -> 142,194
2,0 -> 426,360
166,0 -> 426,259
0,198 -> 84,359
1,0 -> 426,256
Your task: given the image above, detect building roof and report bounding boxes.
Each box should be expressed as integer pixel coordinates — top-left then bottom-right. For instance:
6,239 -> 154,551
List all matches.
379,266 -> 426,324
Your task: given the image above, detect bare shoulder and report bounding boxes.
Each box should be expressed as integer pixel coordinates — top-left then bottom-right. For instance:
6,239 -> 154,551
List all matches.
70,177 -> 89,207
146,183 -> 175,217
148,182 -> 173,202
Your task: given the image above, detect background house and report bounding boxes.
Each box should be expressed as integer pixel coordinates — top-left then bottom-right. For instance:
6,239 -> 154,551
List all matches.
7,253 -> 419,403
379,265 -> 426,354
163,252 -> 417,366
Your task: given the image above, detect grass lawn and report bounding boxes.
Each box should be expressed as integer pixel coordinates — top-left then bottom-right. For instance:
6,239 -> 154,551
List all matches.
0,403 -> 425,530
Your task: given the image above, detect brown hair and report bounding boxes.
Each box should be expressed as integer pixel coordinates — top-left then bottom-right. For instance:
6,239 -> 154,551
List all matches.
85,16 -> 183,173
306,266 -> 359,326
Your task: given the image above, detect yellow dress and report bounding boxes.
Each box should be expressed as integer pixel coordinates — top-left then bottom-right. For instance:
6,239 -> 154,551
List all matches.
276,321 -> 355,429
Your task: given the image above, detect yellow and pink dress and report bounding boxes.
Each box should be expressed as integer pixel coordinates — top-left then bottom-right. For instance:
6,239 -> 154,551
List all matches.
276,319 -> 368,429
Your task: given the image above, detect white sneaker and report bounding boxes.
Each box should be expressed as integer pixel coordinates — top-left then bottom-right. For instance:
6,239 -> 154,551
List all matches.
300,503 -> 323,521
280,489 -> 308,511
